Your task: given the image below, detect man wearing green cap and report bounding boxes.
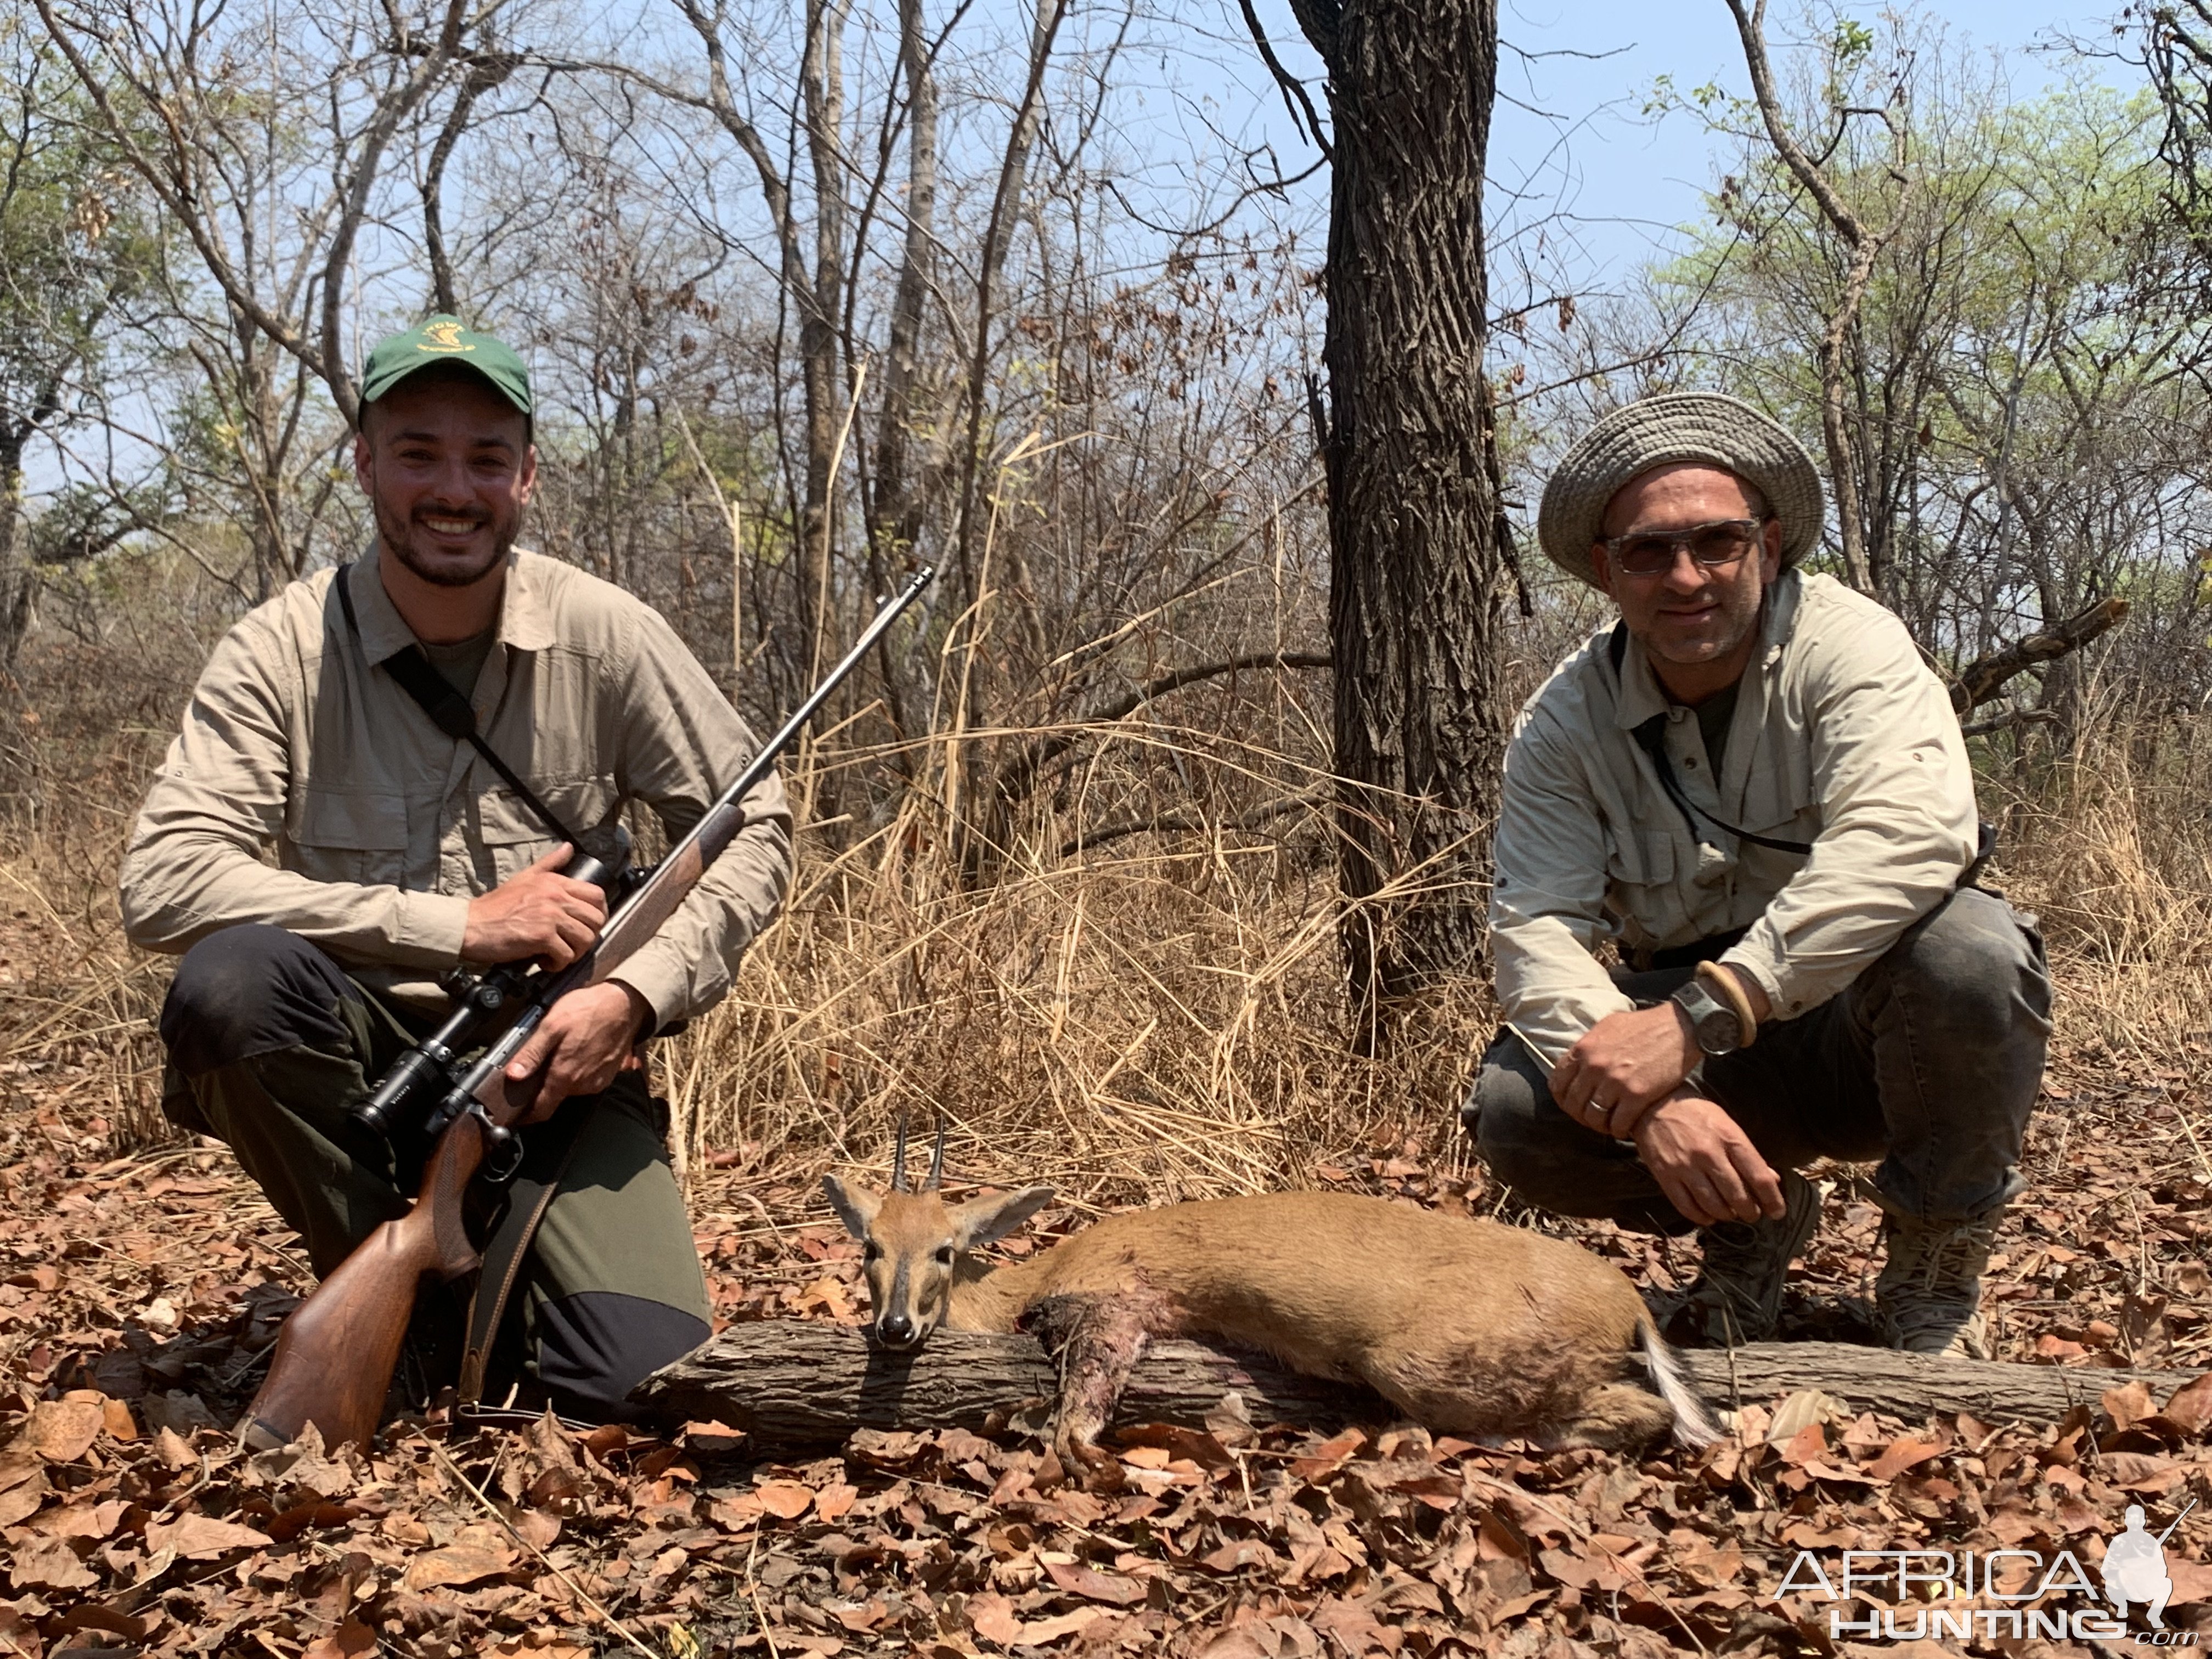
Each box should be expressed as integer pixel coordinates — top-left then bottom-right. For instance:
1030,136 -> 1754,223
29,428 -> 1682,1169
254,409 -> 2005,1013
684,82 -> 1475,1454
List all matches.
119,317 -> 794,1423
1464,392 -> 2050,1359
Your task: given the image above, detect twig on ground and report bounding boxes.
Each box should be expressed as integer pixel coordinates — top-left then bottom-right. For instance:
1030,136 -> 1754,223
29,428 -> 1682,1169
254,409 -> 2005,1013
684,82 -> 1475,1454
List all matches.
427,1441 -> 660,1659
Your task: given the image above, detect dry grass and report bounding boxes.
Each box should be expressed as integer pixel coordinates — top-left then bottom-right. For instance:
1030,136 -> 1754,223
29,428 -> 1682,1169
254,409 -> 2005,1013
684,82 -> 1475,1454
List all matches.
0,623 -> 1492,1203
1993,717 -> 2212,1060
10,602 -> 2209,1209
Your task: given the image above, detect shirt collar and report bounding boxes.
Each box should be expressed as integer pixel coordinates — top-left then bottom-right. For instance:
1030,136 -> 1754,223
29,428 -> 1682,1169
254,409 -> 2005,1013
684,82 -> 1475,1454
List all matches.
1610,566 -> 1804,730
347,542 -> 555,661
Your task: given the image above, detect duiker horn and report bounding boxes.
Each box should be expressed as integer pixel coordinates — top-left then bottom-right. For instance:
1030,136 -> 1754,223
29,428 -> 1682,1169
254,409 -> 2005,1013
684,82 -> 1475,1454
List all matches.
927,1118 -> 947,1191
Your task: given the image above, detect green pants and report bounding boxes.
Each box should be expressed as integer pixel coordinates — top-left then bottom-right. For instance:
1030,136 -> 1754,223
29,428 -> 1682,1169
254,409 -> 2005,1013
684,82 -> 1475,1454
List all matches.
157,924 -> 710,1421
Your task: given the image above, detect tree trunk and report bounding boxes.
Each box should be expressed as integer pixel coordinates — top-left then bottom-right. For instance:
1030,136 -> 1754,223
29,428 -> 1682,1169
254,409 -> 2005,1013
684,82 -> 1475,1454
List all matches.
1295,0 -> 1508,1030
870,0 -> 938,560
634,1321 -> 2203,1448
0,431 -> 32,668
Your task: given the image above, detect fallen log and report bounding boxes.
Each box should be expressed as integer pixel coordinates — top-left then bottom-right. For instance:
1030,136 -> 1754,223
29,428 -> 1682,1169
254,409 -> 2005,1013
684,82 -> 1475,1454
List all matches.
635,1319 -> 2202,1446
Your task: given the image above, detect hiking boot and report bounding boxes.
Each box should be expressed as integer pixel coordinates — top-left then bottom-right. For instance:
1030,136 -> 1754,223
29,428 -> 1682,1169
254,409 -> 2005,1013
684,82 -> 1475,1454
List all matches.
1671,1170 -> 1821,1347
1877,1210 -> 1999,1359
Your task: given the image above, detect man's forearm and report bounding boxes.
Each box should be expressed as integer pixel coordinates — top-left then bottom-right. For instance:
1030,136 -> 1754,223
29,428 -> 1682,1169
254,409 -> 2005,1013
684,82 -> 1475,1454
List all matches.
121,834 -> 470,964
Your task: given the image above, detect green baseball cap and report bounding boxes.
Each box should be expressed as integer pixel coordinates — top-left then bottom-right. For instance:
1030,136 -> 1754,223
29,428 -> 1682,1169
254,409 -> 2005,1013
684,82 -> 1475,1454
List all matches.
359,314 -> 532,416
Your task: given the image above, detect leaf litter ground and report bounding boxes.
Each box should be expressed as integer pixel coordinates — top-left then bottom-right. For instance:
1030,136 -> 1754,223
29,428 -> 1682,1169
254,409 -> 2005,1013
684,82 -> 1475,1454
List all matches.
4,1051 -> 2212,1657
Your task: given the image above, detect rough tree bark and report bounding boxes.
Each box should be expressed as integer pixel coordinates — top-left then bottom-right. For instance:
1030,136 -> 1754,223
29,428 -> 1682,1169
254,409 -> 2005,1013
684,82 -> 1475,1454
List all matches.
1290,0 -> 1509,1031
636,1322 -> 2202,1447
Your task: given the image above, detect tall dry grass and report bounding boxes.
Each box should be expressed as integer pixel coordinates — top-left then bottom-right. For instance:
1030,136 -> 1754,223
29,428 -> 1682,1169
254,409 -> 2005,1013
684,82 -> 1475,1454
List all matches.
9,578 -> 2207,1208
1993,717 -> 2212,1062
0,611 -> 1494,1204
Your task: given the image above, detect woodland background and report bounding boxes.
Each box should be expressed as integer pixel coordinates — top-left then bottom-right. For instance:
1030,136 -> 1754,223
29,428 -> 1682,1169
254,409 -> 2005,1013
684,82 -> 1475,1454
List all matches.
3,0 -> 2212,1192
9,5 -> 2212,1657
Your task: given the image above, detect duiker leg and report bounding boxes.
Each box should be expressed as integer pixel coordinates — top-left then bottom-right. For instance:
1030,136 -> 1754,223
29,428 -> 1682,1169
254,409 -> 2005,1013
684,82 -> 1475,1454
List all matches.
1023,1293 -> 1164,1483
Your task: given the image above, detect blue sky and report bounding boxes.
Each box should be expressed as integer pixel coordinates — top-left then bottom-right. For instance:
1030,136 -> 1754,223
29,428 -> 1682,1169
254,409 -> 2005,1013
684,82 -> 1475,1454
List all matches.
1216,0 -> 2119,290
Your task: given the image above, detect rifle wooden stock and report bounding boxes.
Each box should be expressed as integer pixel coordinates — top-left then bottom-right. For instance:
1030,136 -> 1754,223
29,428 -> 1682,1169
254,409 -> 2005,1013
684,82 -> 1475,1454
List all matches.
242,1074 -> 530,1451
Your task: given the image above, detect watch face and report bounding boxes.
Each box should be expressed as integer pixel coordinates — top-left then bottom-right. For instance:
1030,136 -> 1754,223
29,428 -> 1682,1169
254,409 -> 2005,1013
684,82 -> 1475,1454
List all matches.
1676,983 -> 1741,1054
1697,1007 -> 1743,1053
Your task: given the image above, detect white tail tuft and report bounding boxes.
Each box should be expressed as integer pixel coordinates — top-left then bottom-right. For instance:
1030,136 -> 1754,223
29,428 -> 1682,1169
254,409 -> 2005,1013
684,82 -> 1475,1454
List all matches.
1638,1316 -> 1720,1451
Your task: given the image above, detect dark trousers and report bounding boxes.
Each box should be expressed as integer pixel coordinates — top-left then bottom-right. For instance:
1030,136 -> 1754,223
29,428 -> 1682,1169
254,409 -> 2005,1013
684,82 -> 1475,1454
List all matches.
1467,888 -> 2051,1236
157,924 -> 710,1421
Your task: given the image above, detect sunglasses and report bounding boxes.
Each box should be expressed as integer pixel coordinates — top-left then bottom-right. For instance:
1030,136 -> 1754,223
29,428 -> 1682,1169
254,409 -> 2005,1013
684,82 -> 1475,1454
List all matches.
1601,517 -> 1768,578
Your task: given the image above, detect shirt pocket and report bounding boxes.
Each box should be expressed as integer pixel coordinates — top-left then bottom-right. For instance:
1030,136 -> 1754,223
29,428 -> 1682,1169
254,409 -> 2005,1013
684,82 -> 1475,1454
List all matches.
287,788 -> 411,888
1736,745 -> 1818,842
1604,828 -> 1687,941
476,777 -> 619,886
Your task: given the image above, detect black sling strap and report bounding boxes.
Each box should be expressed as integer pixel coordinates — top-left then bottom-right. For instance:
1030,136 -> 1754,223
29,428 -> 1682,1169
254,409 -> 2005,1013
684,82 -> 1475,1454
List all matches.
336,561 -> 585,849
1609,622 -> 1816,856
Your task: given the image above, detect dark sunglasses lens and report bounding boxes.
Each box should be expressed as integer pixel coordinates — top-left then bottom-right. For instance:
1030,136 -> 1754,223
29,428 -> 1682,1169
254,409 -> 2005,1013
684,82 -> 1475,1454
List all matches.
1617,537 -> 1678,575
1689,524 -> 1757,565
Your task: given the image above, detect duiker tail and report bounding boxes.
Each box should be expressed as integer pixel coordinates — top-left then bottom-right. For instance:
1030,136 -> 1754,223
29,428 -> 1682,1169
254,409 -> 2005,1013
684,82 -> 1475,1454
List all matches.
1637,1314 -> 1720,1450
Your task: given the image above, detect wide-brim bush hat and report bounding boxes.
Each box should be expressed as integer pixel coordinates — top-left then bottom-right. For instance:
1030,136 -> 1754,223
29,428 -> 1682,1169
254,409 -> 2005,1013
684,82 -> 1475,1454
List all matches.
1537,392 -> 1824,587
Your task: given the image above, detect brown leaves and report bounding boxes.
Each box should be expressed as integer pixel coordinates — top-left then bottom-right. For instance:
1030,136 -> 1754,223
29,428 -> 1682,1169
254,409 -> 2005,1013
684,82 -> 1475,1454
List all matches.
753,1479 -> 816,1519
142,1514 -> 274,1558
400,1541 -> 517,1591
15,1397 -> 104,1462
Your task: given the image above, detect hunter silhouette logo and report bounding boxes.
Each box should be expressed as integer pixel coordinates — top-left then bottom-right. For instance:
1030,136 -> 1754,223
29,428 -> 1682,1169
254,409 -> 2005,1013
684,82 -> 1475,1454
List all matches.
416,320 -> 472,353
2107,1499 -> 2195,1629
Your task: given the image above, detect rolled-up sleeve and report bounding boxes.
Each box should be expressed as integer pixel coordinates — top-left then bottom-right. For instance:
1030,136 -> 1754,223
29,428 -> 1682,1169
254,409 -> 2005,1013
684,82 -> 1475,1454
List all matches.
118,621 -> 472,963
1719,609 -> 1977,1019
1491,715 -> 1637,1067
602,608 -> 795,1029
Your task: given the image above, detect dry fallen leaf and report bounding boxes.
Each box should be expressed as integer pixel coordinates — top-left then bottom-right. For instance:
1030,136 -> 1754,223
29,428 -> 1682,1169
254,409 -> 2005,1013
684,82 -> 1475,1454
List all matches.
301,1619 -> 379,1659
19,1398 -> 104,1463
403,1543 -> 517,1592
143,1515 -> 276,1559
754,1480 -> 815,1520
1043,1558 -> 1146,1606
967,1590 -> 1023,1646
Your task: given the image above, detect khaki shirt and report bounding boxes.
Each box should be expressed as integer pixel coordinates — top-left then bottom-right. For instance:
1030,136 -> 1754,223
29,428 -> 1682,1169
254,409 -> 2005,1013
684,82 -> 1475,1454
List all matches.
1492,569 -> 1978,1065
120,545 -> 794,1025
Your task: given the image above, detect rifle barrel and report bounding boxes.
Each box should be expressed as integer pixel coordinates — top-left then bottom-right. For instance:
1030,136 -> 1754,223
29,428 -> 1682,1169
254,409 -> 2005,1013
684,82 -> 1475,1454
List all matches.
432,565 -> 936,1128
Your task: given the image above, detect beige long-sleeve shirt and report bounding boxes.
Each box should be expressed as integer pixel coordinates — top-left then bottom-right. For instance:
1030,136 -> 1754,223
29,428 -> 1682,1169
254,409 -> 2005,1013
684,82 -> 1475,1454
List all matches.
1492,568 -> 1978,1064
120,544 -> 794,1025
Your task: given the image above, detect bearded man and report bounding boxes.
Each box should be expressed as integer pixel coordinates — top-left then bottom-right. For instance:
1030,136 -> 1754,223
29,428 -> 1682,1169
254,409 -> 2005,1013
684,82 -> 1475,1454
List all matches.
1465,393 -> 2050,1358
120,317 -> 792,1420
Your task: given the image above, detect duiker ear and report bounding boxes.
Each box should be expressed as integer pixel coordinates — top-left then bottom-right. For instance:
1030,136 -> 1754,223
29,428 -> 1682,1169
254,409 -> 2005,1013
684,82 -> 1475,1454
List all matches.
821,1174 -> 882,1241
950,1186 -> 1055,1250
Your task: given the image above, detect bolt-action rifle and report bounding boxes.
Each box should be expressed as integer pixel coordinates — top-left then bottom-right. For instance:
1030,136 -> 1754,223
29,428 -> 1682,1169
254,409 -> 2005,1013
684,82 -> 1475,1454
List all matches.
240,567 -> 935,1451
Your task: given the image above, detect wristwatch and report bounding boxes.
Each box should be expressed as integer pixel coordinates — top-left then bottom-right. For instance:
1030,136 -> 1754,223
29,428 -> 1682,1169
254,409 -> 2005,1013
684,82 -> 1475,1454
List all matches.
1671,974 -> 1745,1056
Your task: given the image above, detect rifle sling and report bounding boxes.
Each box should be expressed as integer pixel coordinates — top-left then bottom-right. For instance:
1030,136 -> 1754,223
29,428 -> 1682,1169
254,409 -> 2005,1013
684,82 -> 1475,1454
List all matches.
457,1098 -> 595,1407
335,562 -> 584,849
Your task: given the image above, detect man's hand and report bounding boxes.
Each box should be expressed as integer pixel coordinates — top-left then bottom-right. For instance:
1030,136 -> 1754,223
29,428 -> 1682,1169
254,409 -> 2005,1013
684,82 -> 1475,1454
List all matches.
462,844 -> 607,969
504,981 -> 652,1125
1632,1094 -> 1785,1227
1549,1003 -> 1699,1139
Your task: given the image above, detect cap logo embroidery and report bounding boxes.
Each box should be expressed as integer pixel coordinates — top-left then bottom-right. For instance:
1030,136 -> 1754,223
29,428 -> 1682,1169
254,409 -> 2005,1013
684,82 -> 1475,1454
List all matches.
416,320 -> 473,354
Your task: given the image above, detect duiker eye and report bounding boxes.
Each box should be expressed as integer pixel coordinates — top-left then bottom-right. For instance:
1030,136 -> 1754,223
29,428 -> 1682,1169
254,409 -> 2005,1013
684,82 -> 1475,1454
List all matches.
863,1242 -> 881,1262
934,1245 -> 955,1265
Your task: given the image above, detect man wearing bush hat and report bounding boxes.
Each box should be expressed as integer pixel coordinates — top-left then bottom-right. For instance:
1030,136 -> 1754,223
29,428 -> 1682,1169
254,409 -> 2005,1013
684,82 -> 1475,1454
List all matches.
120,315 -> 793,1422
1465,391 -> 2050,1358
